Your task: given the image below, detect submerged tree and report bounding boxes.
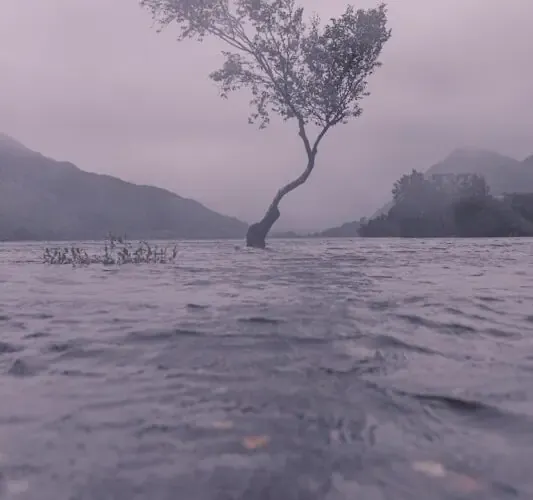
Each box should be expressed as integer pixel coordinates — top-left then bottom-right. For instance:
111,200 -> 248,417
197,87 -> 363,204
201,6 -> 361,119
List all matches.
140,0 -> 391,248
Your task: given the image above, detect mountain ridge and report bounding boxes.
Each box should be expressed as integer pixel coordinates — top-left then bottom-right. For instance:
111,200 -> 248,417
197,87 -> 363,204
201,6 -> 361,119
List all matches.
0,134 -> 247,241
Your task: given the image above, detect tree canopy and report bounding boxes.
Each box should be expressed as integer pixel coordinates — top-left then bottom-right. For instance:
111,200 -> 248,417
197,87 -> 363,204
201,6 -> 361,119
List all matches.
141,0 -> 390,134
392,170 -> 490,207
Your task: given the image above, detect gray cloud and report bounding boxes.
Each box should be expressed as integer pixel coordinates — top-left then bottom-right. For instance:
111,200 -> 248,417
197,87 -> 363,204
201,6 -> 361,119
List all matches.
1,0 -> 532,230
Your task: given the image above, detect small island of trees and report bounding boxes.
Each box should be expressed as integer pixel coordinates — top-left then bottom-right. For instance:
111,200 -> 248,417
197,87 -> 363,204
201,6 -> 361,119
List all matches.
359,170 -> 533,238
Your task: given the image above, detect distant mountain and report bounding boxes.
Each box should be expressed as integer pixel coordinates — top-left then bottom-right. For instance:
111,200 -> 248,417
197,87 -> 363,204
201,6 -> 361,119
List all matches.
0,134 -> 247,241
371,148 -> 533,218
0,133 -> 28,153
321,147 -> 533,237
425,148 -> 533,195
312,220 -> 361,238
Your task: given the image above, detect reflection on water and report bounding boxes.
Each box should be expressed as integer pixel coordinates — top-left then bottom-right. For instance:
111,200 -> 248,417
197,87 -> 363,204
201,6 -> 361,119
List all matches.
1,238 -> 533,499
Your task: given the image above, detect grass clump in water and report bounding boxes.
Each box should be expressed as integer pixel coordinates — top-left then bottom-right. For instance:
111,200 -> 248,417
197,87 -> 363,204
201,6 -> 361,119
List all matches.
43,234 -> 178,266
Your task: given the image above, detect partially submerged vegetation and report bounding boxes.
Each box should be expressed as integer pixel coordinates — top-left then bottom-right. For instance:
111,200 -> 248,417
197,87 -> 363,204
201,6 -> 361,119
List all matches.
43,234 -> 178,265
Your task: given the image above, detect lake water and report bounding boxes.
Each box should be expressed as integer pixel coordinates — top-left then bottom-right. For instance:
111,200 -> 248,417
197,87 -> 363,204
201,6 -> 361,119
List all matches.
1,238 -> 533,499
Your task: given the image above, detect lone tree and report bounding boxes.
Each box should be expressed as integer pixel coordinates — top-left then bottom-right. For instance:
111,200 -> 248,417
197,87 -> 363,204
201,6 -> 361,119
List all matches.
140,0 -> 391,248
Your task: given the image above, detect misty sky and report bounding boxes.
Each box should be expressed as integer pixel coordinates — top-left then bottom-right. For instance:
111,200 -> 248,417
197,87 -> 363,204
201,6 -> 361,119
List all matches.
1,0 -> 532,230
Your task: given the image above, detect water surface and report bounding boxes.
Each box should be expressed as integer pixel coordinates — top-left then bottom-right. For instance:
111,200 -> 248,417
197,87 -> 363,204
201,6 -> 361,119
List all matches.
1,238 -> 533,499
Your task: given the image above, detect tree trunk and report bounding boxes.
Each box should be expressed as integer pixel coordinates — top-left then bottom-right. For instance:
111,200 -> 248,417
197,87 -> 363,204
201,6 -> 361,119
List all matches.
245,119 -> 333,248
246,152 -> 316,248
245,204 -> 280,249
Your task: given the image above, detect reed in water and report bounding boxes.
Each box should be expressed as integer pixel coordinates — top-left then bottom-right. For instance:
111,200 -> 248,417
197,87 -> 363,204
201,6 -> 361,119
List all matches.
43,234 -> 178,266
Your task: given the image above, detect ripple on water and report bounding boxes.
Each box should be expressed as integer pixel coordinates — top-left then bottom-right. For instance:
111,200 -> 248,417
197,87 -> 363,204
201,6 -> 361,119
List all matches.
7,359 -> 38,377
126,328 -> 205,343
0,342 -> 22,354
1,238 -> 533,499
186,303 -> 209,310
238,316 -> 286,325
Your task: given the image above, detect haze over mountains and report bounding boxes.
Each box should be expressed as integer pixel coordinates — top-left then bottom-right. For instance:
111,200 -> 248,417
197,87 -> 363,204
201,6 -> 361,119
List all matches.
2,0 -> 532,232
0,133 -> 247,241
427,149 -> 533,194
1,132 -> 532,241
318,148 -> 533,237
371,148 -> 533,217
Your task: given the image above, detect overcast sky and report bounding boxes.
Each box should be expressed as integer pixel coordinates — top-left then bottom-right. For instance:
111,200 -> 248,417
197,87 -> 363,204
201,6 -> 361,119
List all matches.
1,0 -> 532,230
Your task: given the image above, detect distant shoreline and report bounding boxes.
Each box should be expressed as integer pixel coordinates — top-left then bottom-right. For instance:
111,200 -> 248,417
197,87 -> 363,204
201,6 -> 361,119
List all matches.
3,234 -> 533,244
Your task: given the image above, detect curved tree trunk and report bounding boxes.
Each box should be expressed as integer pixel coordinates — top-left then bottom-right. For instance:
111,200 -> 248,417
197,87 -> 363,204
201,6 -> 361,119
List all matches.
246,120 -> 332,248
246,153 -> 316,248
